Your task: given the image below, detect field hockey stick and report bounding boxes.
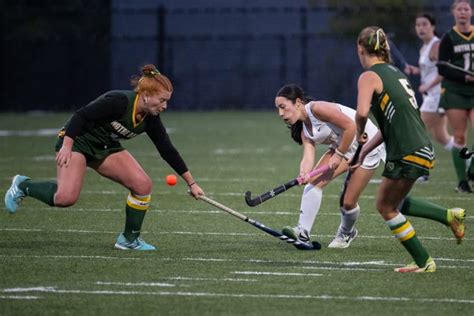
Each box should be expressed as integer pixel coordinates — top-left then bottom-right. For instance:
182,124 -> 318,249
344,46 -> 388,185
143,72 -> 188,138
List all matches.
199,195 -> 321,250
437,61 -> 474,76
460,147 -> 473,159
339,137 -> 366,208
244,164 -> 330,207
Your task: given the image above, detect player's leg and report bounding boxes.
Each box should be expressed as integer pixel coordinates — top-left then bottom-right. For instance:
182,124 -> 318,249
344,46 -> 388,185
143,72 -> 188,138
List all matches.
328,166 -> 375,248
377,177 -> 435,272
89,150 -> 154,250
283,151 -> 347,242
5,152 -> 87,213
421,112 -> 453,149
446,108 -> 471,193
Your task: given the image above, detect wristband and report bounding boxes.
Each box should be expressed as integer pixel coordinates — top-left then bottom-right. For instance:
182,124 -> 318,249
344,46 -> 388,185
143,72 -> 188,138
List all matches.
187,182 -> 196,187
335,148 -> 346,158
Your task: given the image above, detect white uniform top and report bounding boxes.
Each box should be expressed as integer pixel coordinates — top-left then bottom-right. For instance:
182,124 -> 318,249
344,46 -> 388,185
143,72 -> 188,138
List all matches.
419,36 -> 441,97
302,102 -> 385,168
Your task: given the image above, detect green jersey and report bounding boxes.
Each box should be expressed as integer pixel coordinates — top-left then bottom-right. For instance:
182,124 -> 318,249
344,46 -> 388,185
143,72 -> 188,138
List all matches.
59,90 -> 188,174
369,63 -> 431,160
439,26 -> 474,96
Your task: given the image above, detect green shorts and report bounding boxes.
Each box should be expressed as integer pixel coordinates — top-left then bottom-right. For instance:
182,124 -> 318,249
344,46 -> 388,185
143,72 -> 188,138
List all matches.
55,136 -> 125,163
439,89 -> 474,110
383,146 -> 435,180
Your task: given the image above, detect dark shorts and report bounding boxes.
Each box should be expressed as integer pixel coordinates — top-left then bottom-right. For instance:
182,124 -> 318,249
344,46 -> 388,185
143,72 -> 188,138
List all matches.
55,136 -> 125,163
383,146 -> 435,180
439,89 -> 474,110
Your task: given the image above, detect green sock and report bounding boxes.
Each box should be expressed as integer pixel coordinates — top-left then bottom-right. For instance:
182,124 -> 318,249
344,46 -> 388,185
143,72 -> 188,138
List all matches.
19,180 -> 57,206
124,204 -> 147,241
451,148 -> 467,182
388,214 -> 429,267
400,196 -> 449,226
400,235 -> 430,267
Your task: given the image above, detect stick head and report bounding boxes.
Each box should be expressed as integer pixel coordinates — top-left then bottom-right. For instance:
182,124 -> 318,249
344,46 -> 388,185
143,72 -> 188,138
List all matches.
245,191 -> 259,207
293,241 -> 322,250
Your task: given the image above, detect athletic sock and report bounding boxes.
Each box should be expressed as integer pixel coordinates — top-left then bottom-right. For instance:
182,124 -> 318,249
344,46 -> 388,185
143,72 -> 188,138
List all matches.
19,180 -> 57,206
386,213 -> 430,267
399,196 -> 448,226
338,205 -> 360,233
124,192 -> 151,241
443,136 -> 454,151
451,147 -> 467,181
298,185 -> 322,233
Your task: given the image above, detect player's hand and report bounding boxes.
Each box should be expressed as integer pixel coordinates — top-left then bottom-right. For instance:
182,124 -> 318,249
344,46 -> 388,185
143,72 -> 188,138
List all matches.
56,146 -> 72,167
466,75 -> 474,83
349,149 -> 368,171
328,153 -> 343,170
188,183 -> 204,199
418,84 -> 428,94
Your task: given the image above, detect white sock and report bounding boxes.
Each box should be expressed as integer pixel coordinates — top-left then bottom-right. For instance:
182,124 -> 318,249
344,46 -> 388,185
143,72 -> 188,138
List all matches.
298,185 -> 322,233
338,205 -> 360,234
444,136 -> 454,151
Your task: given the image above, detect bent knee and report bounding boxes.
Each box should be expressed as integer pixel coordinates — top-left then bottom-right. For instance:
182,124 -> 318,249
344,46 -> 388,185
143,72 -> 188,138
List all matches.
54,192 -> 79,207
131,175 -> 153,196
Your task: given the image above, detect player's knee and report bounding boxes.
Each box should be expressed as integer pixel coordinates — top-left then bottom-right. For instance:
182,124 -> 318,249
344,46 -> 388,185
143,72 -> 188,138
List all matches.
132,175 -> 153,196
54,191 -> 79,207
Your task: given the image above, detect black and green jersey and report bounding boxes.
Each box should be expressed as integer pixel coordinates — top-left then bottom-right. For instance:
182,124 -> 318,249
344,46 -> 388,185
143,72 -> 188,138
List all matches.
61,90 -> 188,175
438,26 -> 474,96
369,63 -> 431,161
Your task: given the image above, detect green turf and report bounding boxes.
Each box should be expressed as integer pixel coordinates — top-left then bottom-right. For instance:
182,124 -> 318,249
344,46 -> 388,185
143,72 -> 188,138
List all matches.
0,112 -> 472,315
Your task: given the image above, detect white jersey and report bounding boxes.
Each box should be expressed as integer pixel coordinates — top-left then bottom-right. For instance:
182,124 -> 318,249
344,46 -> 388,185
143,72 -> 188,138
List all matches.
419,36 -> 441,97
302,102 -> 385,166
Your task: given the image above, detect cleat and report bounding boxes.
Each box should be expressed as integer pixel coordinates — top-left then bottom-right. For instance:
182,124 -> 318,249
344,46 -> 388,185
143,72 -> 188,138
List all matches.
448,208 -> 466,244
114,233 -> 156,251
328,228 -> 358,248
282,226 -> 310,243
4,175 -> 30,214
455,180 -> 472,193
394,257 -> 436,273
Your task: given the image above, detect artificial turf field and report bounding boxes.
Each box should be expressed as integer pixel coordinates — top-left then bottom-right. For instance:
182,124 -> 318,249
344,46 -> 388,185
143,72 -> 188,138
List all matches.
0,111 -> 472,315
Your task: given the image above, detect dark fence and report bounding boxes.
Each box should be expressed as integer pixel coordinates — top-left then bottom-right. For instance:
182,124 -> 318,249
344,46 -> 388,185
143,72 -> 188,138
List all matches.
1,2 -> 454,111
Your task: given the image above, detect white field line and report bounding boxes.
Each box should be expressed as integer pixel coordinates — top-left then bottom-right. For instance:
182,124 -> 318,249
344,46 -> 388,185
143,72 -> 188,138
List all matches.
96,281 -> 175,287
2,287 -> 474,304
301,266 -> 383,272
13,207 -> 474,221
163,277 -> 258,282
77,190 -> 474,201
0,295 -> 41,300
232,271 -> 322,277
1,254 -> 472,269
1,227 -> 472,242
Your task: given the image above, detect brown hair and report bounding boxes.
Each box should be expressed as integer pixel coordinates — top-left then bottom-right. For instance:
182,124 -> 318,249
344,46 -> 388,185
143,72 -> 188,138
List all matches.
276,84 -> 314,145
452,0 -> 471,10
357,26 -> 392,64
131,64 -> 173,94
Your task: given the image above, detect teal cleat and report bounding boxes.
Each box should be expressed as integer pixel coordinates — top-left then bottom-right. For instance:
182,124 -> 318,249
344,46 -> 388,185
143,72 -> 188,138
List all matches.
114,233 -> 156,251
4,175 -> 30,214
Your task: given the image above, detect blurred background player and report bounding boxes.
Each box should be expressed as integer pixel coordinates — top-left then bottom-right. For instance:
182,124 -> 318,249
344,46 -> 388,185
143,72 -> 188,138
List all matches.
4,64 -> 205,250
276,84 -> 385,248
405,13 -> 455,183
355,26 -> 465,273
437,0 -> 474,193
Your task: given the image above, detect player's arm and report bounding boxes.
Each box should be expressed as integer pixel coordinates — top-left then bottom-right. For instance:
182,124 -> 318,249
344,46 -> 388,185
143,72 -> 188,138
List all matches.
356,71 -> 381,143
145,117 -> 204,198
299,132 -> 315,179
311,101 -> 355,155
437,35 -> 467,82
57,92 -> 128,167
65,92 -> 128,139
